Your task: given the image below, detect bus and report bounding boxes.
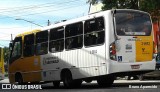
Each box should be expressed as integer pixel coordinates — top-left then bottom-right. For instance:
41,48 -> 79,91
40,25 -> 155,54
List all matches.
9,9 -> 155,87
0,47 -> 5,80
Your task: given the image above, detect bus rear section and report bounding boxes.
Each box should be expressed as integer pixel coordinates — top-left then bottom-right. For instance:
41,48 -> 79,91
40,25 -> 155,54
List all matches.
110,10 -> 156,75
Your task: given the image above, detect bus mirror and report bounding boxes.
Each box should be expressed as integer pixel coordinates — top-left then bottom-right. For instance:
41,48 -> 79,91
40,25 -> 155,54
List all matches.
9,43 -> 13,51
112,9 -> 116,15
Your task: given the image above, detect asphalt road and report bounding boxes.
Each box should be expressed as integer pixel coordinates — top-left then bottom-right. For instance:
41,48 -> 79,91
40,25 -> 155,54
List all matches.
1,79 -> 160,92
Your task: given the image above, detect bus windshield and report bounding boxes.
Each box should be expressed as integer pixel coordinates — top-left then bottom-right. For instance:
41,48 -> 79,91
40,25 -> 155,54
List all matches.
115,11 -> 152,36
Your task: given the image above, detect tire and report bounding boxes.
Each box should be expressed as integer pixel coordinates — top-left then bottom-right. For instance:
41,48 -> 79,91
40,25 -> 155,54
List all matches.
139,75 -> 144,81
97,75 -> 114,87
84,79 -> 92,83
15,74 -> 23,85
53,81 -> 60,88
62,70 -> 82,88
62,70 -> 74,88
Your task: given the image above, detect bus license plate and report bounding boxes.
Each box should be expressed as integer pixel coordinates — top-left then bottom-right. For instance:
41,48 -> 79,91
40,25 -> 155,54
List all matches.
131,65 -> 140,69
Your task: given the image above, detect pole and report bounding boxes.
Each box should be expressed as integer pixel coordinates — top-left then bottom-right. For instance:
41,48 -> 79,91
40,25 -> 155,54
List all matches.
15,18 -> 43,27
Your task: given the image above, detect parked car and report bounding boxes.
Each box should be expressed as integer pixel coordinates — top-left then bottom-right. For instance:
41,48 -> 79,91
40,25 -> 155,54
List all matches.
156,52 -> 160,70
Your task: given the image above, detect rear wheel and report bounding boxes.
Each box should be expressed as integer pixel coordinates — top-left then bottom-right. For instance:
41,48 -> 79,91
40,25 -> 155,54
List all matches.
97,75 -> 114,87
139,75 -> 144,81
84,79 -> 92,83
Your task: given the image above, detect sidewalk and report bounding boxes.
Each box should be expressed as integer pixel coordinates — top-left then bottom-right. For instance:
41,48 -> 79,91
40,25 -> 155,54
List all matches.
0,78 -> 9,83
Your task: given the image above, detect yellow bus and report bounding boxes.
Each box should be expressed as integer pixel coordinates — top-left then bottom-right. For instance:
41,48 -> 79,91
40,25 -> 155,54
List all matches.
0,47 -> 5,80
9,9 -> 155,88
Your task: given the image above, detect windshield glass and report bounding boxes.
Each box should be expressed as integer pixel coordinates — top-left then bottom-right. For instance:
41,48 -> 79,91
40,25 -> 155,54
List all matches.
115,11 -> 152,36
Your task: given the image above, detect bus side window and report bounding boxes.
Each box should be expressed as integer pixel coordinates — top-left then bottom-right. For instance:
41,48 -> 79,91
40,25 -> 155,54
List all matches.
10,37 -> 22,64
36,31 -> 48,55
65,22 -> 83,50
84,17 -> 105,47
49,27 -> 64,52
24,34 -> 34,57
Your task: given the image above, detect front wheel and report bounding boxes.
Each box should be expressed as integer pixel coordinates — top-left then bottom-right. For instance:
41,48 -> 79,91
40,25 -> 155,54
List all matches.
15,74 -> 23,85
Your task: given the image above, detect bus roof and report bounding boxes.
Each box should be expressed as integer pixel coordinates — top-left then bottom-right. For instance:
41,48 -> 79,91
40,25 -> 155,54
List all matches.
15,9 -> 149,38
41,9 -> 149,31
16,29 -> 41,37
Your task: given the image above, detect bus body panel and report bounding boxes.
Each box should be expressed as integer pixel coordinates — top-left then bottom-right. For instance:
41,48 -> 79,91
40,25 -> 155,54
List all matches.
110,59 -> 155,74
136,35 -> 153,61
9,56 -> 42,83
115,35 -> 153,63
41,41 -> 106,81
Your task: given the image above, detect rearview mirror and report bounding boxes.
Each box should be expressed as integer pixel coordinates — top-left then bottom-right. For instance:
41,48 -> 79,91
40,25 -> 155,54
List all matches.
9,42 -> 13,51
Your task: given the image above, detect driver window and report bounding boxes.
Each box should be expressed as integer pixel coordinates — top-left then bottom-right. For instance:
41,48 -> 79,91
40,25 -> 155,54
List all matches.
11,37 -> 22,63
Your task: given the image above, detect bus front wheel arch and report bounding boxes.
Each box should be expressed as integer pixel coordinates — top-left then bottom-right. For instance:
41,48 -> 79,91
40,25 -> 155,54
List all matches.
15,73 -> 23,85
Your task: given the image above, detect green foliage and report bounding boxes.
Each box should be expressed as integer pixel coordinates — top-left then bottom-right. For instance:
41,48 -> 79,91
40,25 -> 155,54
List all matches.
87,0 -> 160,21
139,0 -> 160,21
102,0 -> 138,10
3,47 -> 9,64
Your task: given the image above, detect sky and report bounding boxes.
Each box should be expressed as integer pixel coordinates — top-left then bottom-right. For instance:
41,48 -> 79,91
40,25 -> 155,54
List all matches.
0,0 -> 89,47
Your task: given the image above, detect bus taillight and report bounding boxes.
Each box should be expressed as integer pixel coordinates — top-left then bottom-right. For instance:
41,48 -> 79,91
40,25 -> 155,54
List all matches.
110,42 -> 117,61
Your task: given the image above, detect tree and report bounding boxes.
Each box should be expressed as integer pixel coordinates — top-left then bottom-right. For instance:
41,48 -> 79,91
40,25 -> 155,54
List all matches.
3,47 -> 9,64
87,0 -> 160,21
87,0 -> 99,5
139,0 -> 160,21
102,0 -> 139,10
87,0 -> 139,9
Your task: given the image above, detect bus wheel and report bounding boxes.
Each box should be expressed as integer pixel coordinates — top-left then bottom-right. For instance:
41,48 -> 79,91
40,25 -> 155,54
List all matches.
97,75 -> 114,87
15,73 -> 23,85
53,81 -> 60,88
84,79 -> 92,83
139,75 -> 144,81
62,70 -> 73,88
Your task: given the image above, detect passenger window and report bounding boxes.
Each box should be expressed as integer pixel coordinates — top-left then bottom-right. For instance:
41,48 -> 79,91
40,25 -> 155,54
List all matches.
84,17 -> 105,47
65,22 -> 83,37
65,22 -> 83,50
50,27 -> 64,40
36,31 -> 48,55
24,34 -> 34,57
84,17 -> 104,33
49,27 -> 64,52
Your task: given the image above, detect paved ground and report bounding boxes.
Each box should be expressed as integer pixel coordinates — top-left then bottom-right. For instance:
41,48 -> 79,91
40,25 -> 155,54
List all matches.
1,78 -> 160,92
